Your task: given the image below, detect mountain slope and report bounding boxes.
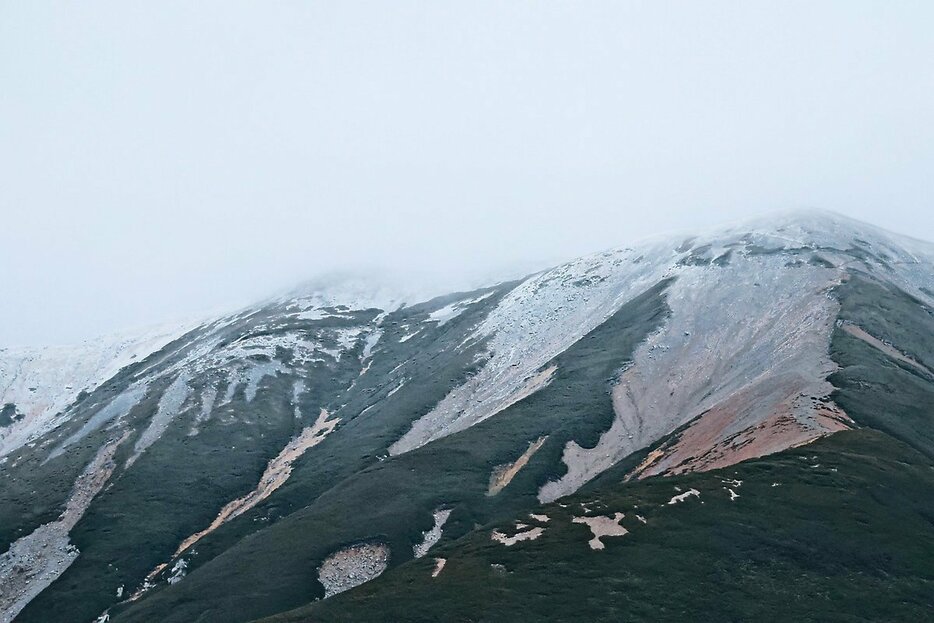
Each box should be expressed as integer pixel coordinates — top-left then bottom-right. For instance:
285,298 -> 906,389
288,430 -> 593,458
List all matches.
267,430 -> 934,623
1,210 -> 932,623
266,257 -> 934,622
0,320 -> 201,457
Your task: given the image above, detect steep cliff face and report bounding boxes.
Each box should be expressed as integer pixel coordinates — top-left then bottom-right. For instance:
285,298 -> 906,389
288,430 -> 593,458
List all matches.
2,211 -> 932,623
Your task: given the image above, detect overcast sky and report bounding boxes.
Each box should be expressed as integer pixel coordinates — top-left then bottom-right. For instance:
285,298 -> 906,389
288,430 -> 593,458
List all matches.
2,1 -> 932,346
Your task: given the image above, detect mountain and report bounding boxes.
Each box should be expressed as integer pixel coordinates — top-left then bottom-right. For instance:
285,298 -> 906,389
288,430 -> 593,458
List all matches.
1,210 -> 932,623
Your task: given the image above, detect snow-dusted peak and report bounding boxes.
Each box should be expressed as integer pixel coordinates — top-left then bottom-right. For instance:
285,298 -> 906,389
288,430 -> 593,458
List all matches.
280,272 -> 450,315
391,209 -> 933,456
690,209 -> 933,262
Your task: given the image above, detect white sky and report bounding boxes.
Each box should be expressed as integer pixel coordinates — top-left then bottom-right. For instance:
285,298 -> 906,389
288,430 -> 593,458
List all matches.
2,1 -> 932,345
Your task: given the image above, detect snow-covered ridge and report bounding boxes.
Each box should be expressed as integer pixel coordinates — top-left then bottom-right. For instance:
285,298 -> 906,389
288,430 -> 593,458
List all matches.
1,209 -> 930,619
390,210 -> 933,465
280,271 -> 486,316
538,251 -> 850,501
683,209 -> 933,304
5,210 -> 929,468
0,273 -> 432,459
0,320 -> 202,457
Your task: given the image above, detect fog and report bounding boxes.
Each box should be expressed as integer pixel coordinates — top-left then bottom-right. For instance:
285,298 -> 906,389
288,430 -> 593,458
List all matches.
2,1 -> 932,345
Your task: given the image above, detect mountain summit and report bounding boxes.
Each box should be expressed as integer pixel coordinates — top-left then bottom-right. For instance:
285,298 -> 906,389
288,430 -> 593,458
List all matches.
2,211 -> 932,623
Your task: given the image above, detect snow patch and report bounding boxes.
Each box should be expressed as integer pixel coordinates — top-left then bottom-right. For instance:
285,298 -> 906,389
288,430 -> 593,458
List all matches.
387,380 -> 406,398
540,253 -> 850,502
47,383 -> 148,460
491,525 -> 545,546
0,319 -> 199,456
426,291 -> 495,326
166,559 -> 187,585
667,489 -> 701,505
127,370 -> 192,467
399,330 -> 420,343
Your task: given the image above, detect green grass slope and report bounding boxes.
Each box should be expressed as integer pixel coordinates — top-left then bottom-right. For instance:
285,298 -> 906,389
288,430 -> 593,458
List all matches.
829,274 -> 934,458
257,274 -> 934,623
264,430 -> 933,623
108,281 -> 671,623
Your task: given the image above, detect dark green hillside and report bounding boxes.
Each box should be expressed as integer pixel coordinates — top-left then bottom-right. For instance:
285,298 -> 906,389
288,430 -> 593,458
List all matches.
829,275 -> 934,457
264,430 -> 934,623
12,307 -> 382,623
253,274 -> 934,623
0,325 -> 209,560
108,281 -> 671,623
5,216 -> 932,623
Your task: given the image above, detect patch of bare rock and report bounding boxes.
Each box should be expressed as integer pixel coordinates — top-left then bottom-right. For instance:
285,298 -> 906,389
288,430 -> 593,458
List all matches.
317,543 -> 390,599
572,512 -> 628,550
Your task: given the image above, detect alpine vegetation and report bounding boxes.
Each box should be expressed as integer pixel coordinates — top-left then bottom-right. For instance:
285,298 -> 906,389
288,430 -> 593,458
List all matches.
1,211 -> 932,623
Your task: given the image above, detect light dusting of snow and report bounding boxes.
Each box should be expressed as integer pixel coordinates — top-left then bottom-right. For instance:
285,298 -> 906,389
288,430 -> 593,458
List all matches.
166,558 -> 188,585
390,246 -> 674,455
491,525 -> 545,547
387,380 -> 406,398
47,383 -> 148,461
127,370 -> 193,467
0,320 -> 199,456
361,329 -> 382,361
539,249 -> 851,501
188,384 -> 218,435
393,210 -> 933,465
667,489 -> 701,505
426,291 -> 495,326
398,329 -> 420,343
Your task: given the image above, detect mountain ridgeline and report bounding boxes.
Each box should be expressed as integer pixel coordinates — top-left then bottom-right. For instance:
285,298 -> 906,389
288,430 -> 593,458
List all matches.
1,211 -> 932,622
